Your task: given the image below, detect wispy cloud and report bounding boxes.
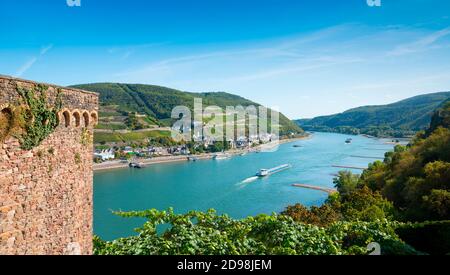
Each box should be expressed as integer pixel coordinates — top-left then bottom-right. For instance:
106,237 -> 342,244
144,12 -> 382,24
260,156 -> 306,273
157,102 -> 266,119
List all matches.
212,56 -> 364,84
345,72 -> 450,92
121,50 -> 133,60
387,27 -> 450,56
107,42 -> 169,61
40,44 -> 53,55
112,25 -> 450,88
114,24 -> 353,81
15,44 -> 53,77
118,23 -> 425,86
106,23 -> 450,118
15,57 -> 39,78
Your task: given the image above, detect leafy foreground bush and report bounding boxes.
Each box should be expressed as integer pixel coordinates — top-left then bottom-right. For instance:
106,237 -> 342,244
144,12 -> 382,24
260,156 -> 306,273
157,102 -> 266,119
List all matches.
93,208 -> 419,255
395,220 -> 450,255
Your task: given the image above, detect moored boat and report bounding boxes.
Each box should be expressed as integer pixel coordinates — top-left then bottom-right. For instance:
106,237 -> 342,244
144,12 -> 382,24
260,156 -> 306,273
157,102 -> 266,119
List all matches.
129,162 -> 143,168
213,153 -> 231,160
187,156 -> 198,161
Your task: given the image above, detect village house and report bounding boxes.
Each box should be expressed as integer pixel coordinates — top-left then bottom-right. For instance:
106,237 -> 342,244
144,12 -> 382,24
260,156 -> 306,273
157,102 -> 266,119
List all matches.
94,149 -> 115,161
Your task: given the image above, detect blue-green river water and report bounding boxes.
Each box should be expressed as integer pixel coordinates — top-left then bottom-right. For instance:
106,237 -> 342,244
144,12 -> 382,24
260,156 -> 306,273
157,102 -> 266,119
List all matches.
94,132 -> 395,240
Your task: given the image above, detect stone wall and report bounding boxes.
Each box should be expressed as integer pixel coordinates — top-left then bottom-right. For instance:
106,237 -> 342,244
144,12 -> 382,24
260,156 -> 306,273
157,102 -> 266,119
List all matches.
0,76 -> 98,255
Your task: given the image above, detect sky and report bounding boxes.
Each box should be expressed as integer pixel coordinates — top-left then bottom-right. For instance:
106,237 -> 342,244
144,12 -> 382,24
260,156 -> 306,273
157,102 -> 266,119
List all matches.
1,0 -> 450,119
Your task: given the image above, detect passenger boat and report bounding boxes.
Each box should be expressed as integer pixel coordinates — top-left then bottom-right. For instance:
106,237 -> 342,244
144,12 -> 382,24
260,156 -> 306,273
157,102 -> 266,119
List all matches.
256,164 -> 291,177
213,153 -> 230,160
256,169 -> 270,177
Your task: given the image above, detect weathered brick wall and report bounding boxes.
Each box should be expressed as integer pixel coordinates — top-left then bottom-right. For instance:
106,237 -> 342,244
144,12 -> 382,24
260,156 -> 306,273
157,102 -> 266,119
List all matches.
0,76 -> 98,255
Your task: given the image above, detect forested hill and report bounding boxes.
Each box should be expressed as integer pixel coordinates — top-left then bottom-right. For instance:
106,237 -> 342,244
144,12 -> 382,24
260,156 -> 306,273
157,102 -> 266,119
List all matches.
70,83 -> 303,135
428,98 -> 450,135
296,91 -> 450,137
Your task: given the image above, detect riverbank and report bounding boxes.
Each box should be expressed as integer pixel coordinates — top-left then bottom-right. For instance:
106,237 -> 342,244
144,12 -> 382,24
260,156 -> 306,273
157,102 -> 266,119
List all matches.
93,135 -> 311,171
93,153 -> 222,171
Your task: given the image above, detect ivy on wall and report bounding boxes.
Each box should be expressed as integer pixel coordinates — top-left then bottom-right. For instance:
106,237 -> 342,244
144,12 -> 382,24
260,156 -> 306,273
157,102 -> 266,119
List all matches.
15,84 -> 63,150
0,107 -> 13,142
80,128 -> 92,147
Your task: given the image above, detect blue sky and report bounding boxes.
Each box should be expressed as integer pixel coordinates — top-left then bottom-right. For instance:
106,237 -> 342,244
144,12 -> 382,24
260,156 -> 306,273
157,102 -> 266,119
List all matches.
1,0 -> 450,118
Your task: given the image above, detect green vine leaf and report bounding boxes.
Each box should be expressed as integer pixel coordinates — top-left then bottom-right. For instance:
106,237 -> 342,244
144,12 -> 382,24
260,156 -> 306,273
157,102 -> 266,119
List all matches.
15,84 -> 62,150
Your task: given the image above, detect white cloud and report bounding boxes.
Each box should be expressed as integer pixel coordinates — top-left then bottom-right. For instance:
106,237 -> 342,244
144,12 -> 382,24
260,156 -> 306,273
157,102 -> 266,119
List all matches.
107,42 -> 169,61
40,44 -> 53,55
387,27 -> 450,56
104,24 -> 450,118
113,25 -> 359,82
15,57 -> 38,78
15,44 -> 53,77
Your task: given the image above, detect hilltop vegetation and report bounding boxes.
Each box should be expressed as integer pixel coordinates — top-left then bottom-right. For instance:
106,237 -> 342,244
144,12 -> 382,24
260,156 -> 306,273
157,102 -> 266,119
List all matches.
296,92 -> 450,137
94,208 -> 419,255
93,130 -> 172,144
71,83 -> 303,137
282,100 -> 450,254
359,99 -> 450,221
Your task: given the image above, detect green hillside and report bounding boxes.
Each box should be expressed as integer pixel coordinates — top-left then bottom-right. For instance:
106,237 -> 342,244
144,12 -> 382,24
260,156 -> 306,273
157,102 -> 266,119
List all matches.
71,83 -> 303,136
296,92 -> 450,137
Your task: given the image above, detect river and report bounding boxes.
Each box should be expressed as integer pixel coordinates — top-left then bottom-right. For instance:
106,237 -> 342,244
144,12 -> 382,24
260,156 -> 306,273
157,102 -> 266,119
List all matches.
94,132 -> 396,240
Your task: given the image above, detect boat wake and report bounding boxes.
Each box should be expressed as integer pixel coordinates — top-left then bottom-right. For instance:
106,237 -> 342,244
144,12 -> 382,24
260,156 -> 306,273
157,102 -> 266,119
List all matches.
239,164 -> 292,185
240,176 -> 259,184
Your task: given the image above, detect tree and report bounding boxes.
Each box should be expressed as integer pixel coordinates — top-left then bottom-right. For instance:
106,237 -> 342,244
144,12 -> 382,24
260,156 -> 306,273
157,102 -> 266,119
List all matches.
208,141 -> 225,153
340,186 -> 394,222
422,190 -> 450,220
281,204 -> 341,227
333,171 -> 359,196
360,161 -> 387,191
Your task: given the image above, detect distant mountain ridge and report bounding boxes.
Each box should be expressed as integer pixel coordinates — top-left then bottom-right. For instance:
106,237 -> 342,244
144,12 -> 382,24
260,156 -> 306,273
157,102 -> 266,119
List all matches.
70,83 -> 303,136
295,91 -> 450,137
